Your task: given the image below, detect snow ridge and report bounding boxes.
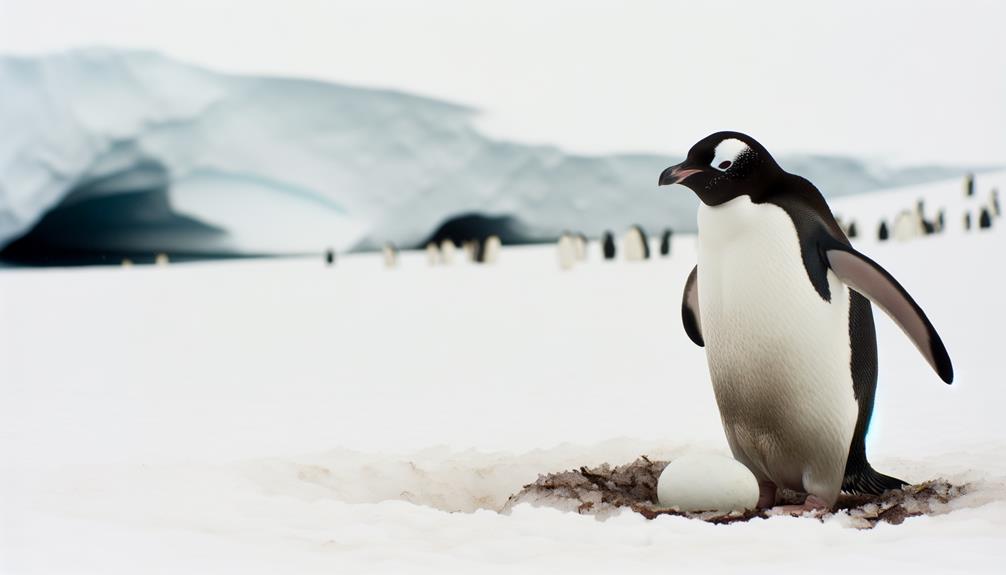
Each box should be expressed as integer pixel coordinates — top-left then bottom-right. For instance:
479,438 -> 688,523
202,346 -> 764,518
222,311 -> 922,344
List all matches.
0,49 -> 989,257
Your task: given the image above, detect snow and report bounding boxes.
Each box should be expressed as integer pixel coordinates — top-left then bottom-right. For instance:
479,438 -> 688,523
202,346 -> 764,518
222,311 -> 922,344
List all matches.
1,172 -> 1005,573
0,48 -> 990,257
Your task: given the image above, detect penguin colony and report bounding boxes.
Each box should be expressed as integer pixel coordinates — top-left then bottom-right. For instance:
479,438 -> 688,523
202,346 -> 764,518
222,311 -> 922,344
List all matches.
554,226 -> 675,269
873,173 -> 999,242
331,170 -> 991,272
957,176 -> 999,233
660,131 -> 953,512
360,235 -> 506,269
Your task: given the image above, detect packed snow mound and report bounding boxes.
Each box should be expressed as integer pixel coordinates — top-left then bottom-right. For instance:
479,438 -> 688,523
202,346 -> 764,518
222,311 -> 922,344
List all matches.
0,49 -> 992,258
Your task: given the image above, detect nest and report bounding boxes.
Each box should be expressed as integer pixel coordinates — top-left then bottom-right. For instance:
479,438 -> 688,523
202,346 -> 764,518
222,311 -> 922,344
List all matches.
502,456 -> 966,528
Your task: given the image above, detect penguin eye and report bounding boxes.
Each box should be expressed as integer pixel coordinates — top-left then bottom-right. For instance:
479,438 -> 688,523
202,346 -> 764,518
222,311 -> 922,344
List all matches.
711,138 -> 750,173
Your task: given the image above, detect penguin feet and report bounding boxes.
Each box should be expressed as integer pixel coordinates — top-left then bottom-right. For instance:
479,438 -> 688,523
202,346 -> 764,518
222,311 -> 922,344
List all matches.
767,494 -> 831,517
757,481 -> 777,509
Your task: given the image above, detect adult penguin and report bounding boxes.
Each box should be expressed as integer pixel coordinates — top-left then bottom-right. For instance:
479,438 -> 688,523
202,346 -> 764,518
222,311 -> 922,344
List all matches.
659,132 -> 953,512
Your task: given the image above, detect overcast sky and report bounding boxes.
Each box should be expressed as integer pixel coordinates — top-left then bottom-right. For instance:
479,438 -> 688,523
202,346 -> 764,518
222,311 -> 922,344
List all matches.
1,0 -> 1003,165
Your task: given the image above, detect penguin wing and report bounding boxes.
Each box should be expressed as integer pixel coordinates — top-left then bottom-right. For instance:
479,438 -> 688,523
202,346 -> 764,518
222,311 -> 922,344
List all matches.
825,246 -> 953,383
681,265 -> 704,347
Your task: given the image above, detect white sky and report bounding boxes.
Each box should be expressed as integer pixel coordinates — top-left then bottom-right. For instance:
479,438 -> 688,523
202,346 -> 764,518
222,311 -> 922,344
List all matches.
1,0 -> 1004,165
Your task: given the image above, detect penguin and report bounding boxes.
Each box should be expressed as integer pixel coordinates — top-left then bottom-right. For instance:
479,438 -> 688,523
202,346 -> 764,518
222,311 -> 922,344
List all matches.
463,240 -> 477,262
325,248 -> 335,266
877,220 -> 890,241
893,209 -> 921,241
624,225 -> 650,261
382,242 -> 398,268
963,173 -> 975,197
917,200 -> 935,235
846,221 -> 858,239
660,228 -> 674,256
573,233 -> 588,261
557,233 -> 576,269
483,235 -> 502,264
636,225 -> 651,259
425,242 -> 440,265
991,188 -> 1001,217
602,231 -> 616,260
936,210 -> 945,233
472,239 -> 487,263
964,212 -> 972,231
979,207 -> 993,229
659,132 -> 953,512
439,239 -> 456,265
155,253 -> 170,266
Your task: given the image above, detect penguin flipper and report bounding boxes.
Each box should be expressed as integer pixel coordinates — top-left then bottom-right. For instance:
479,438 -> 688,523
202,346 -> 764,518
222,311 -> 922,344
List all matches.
682,265 -> 704,347
825,246 -> 953,383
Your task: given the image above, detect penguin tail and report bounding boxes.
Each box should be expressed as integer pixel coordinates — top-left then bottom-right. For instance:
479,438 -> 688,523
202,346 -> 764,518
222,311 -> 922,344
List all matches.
842,465 -> 908,496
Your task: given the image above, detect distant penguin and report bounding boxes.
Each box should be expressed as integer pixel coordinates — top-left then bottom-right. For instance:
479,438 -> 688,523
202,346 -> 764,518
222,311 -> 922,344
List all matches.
325,248 -> 335,266
637,225 -> 651,259
963,173 -> 975,197
936,210 -> 945,233
573,233 -> 588,261
425,242 -> 440,265
121,258 -> 134,268
878,220 -> 889,241
624,225 -> 650,261
155,253 -> 170,266
623,228 -> 643,261
483,235 -> 502,264
917,200 -> 935,235
979,207 -> 993,229
893,210 -> 921,242
602,231 -> 616,260
439,239 -> 456,265
660,228 -> 673,256
847,221 -> 858,239
463,240 -> 476,262
383,242 -> 398,268
964,212 -> 972,231
557,233 -> 576,269
660,131 -> 953,511
471,239 -> 485,263
990,188 -> 1001,217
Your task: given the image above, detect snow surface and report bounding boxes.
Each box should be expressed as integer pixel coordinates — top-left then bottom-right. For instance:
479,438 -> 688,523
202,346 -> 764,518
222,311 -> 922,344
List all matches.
1,172 -> 1005,573
0,48 -> 992,256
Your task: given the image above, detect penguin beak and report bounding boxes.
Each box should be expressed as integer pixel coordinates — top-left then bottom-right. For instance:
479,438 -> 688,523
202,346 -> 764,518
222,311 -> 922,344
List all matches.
659,163 -> 703,186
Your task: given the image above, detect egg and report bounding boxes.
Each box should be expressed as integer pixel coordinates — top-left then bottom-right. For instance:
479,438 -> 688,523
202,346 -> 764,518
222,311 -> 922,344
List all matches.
656,454 -> 760,513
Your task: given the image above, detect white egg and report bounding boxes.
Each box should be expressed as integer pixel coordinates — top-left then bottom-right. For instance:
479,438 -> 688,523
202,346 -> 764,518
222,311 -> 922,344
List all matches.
656,454 -> 759,513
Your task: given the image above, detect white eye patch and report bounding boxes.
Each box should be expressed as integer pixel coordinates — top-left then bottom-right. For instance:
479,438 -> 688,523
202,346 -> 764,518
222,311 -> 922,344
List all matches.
712,138 -> 751,172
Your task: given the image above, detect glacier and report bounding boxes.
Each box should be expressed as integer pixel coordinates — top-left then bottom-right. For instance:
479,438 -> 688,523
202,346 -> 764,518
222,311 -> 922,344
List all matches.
0,48 -> 990,261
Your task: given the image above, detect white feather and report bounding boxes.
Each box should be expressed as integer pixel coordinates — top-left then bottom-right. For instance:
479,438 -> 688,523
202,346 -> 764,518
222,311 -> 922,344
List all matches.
712,138 -> 751,171
697,195 -> 859,505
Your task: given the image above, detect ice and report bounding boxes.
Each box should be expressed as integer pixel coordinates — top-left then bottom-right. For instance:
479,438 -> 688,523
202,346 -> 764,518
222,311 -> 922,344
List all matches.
0,48 -> 989,259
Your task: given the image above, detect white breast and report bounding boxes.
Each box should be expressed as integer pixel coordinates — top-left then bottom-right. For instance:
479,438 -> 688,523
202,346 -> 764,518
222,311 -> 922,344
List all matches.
697,196 -> 858,503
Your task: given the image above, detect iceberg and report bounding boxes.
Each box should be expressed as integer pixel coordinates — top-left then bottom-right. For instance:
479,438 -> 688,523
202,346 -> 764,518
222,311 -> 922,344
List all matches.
0,49 -> 987,261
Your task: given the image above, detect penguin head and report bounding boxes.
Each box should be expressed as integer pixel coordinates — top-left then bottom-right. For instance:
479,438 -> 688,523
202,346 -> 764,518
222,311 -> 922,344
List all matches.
658,132 -> 783,205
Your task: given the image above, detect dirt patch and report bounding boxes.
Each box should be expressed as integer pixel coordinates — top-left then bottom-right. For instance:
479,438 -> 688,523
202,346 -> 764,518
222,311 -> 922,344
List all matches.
502,456 -> 966,528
